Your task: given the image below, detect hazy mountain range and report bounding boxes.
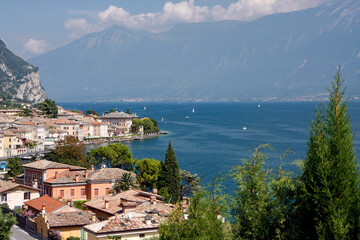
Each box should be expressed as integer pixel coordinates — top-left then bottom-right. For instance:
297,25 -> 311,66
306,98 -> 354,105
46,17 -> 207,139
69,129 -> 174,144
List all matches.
30,0 -> 360,102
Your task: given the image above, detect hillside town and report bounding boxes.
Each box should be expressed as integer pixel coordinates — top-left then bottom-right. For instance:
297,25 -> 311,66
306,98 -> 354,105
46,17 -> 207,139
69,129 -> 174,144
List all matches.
0,103 -> 181,240
0,106 -> 145,159
1,159 -> 182,239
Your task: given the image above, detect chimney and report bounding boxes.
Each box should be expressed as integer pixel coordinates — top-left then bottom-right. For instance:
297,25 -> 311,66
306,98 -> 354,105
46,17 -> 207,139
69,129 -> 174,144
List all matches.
54,171 -> 58,179
152,189 -> 158,195
91,165 -> 94,171
75,175 -> 79,182
129,186 -> 132,190
100,164 -> 103,169
145,215 -> 152,225
150,196 -> 157,205
105,200 -> 109,209
113,189 -> 117,195
84,170 -> 88,178
42,203 -> 46,214
35,158 -> 39,162
92,215 -> 96,222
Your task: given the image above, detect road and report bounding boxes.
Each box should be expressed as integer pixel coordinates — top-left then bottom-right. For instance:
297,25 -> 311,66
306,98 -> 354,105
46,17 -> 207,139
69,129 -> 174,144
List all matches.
11,225 -> 39,240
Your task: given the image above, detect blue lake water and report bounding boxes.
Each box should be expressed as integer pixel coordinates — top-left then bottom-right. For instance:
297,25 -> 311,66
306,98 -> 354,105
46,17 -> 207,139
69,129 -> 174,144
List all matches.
59,102 -> 360,191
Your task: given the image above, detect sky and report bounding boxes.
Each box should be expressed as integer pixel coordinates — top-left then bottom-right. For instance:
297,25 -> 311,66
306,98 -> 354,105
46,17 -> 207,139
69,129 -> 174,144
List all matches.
0,0 -> 327,59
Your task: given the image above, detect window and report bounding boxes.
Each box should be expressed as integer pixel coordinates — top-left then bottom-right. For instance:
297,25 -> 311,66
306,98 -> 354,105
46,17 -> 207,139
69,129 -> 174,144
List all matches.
32,173 -> 35,181
140,234 -> 145,238
81,188 -> 85,196
60,190 -> 64,197
106,188 -> 110,194
9,138 -> 11,142
24,192 -> 30,200
94,188 -> 99,196
71,189 -> 75,197
1,193 -> 7,202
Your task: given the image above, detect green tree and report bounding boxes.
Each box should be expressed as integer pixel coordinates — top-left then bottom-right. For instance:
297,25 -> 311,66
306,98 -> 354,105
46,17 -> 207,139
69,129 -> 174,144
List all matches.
56,136 -> 89,168
39,99 -> 58,118
5,156 -> 23,179
86,143 -> 135,171
86,146 -> 117,167
180,170 -> 200,199
164,141 -> 181,203
113,172 -> 138,192
85,110 -> 99,116
159,185 -> 232,240
131,118 -> 143,133
231,144 -> 272,239
301,67 -> 360,239
135,158 -> 162,190
0,208 -> 17,240
108,143 -> 136,171
127,108 -> 130,114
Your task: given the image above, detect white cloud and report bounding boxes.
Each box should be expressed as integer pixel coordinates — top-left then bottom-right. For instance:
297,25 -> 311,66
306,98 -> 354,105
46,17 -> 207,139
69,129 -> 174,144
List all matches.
65,0 -> 327,37
23,38 -> 49,54
65,18 -> 90,38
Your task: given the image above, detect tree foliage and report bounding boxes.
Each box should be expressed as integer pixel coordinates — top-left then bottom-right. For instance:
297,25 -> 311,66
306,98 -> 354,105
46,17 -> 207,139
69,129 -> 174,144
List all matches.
5,156 -> 23,179
86,143 -> 136,171
85,110 -> 99,116
131,118 -> 159,134
112,172 -> 138,192
301,66 -> 360,239
159,185 -> 232,240
164,141 -> 181,203
180,170 -> 200,199
55,136 -> 89,168
39,99 -> 58,118
0,208 -> 17,240
135,158 -> 162,190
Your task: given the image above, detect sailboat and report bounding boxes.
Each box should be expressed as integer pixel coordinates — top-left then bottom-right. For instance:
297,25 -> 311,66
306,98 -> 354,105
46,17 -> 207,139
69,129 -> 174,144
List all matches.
161,117 -> 164,122
144,106 -> 146,110
258,104 -> 261,108
192,108 -> 195,113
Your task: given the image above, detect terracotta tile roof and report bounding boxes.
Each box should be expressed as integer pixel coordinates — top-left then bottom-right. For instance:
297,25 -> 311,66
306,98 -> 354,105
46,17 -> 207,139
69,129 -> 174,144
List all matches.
0,179 -> 40,193
22,160 -> 86,170
3,130 -> 15,136
44,170 -> 90,184
47,210 -> 96,227
84,189 -> 164,215
92,122 -> 107,125
24,195 -> 66,213
132,201 -> 175,217
87,168 -> 136,182
84,212 -> 163,234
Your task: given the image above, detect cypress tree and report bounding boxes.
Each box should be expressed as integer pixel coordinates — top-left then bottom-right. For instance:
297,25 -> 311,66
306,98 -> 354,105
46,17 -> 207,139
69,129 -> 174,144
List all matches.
302,66 -> 360,239
164,140 -> 181,203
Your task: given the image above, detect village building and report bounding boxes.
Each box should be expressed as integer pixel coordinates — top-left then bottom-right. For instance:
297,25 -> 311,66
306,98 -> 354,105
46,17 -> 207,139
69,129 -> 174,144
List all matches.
18,160 -> 137,201
100,111 -> 137,134
0,179 -> 40,210
86,168 -> 136,200
36,209 -> 96,240
18,159 -> 86,194
83,191 -> 175,240
84,188 -> 164,220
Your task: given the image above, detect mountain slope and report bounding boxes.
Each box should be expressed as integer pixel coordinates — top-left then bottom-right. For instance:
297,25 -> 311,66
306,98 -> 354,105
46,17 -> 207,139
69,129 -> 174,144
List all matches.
0,39 -> 47,103
30,0 -> 360,102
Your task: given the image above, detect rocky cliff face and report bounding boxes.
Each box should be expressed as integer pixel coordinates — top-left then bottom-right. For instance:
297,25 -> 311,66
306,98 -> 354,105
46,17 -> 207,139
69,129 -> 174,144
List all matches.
0,39 -> 47,104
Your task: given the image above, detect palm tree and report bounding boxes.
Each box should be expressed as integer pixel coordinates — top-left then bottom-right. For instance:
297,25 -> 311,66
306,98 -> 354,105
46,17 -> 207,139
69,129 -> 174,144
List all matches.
113,173 -> 138,192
